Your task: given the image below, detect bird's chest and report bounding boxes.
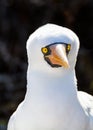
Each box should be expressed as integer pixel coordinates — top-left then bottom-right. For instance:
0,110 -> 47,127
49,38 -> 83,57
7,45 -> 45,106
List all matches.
14,94 -> 88,130
15,109 -> 87,130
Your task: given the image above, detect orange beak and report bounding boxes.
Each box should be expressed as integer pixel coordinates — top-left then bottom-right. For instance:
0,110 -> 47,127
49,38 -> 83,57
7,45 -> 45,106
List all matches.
45,44 -> 69,68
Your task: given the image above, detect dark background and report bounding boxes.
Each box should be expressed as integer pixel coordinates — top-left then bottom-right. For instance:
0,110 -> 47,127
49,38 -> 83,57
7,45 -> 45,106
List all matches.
0,0 -> 93,129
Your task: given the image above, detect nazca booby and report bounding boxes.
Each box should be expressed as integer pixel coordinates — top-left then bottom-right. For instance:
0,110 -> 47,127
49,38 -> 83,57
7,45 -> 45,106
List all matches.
7,24 -> 93,130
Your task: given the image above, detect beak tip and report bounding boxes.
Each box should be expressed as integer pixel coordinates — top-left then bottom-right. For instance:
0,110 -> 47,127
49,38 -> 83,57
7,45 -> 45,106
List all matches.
63,62 -> 70,69
66,64 -> 70,69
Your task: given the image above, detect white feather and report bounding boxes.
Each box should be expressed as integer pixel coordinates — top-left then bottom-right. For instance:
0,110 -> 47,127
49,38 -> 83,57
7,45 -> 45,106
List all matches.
7,24 -> 93,130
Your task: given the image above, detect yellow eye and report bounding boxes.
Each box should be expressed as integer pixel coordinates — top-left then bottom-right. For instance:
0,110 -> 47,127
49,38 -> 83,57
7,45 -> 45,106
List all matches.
66,44 -> 71,51
41,47 -> 48,54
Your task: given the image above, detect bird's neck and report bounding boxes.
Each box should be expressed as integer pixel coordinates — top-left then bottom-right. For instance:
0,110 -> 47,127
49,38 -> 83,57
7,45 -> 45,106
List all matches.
25,66 -> 78,101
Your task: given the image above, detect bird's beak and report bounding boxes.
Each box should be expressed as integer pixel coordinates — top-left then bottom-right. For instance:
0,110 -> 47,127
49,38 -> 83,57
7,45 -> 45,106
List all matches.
45,44 -> 69,68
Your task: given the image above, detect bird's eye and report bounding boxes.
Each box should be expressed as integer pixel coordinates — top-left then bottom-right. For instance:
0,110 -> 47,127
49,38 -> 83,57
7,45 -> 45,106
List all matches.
66,44 -> 71,52
41,47 -> 48,54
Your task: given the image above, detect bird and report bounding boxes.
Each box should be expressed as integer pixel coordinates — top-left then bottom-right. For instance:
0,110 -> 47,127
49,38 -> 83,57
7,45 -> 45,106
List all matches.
7,24 -> 93,130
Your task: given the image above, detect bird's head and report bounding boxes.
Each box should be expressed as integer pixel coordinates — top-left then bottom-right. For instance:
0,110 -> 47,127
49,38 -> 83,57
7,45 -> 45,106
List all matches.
26,24 -> 79,76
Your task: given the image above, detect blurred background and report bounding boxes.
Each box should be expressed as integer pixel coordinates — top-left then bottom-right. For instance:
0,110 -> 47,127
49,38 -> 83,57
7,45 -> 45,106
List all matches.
0,0 -> 93,129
